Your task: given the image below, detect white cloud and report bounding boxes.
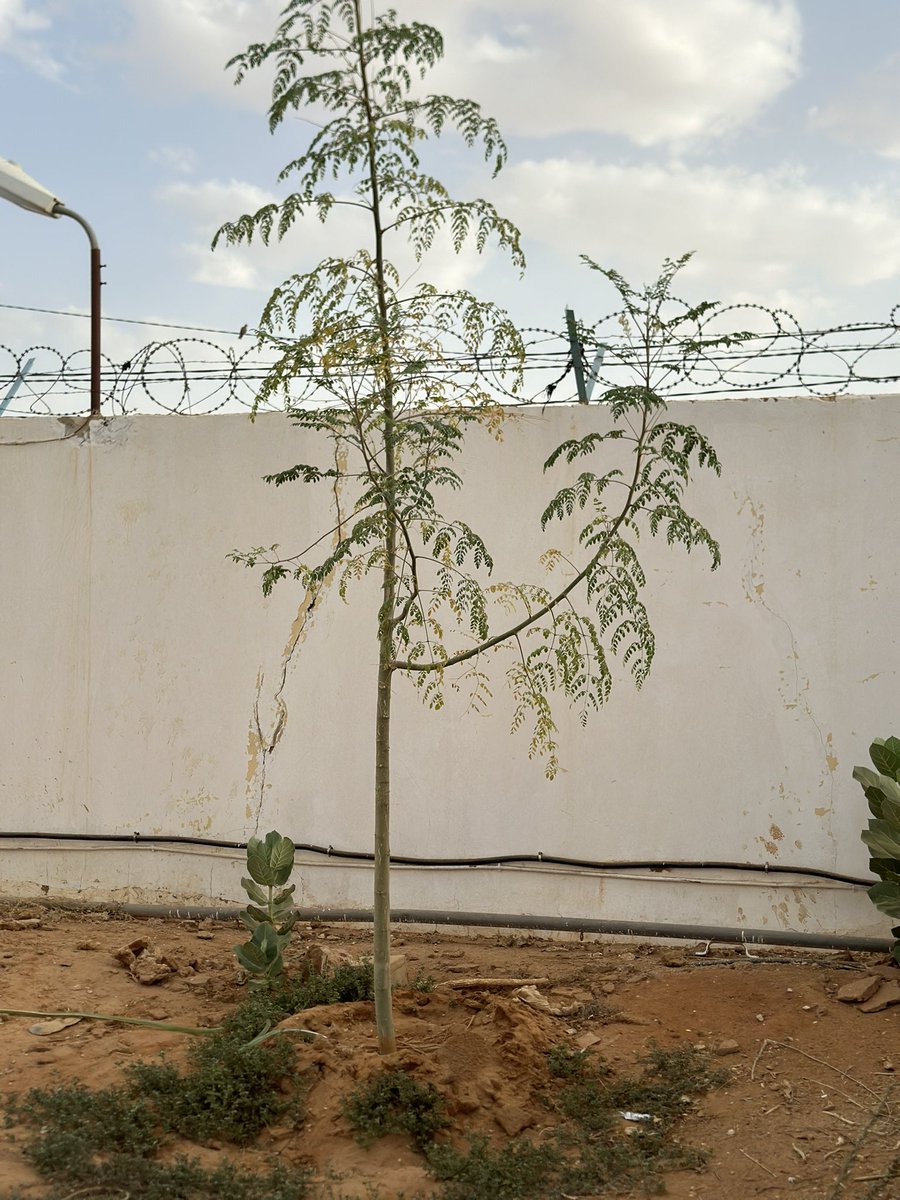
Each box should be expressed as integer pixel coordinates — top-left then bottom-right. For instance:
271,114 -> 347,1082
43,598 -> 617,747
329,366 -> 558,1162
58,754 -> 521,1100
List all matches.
116,1 -> 799,145
397,0 -> 801,145
812,54 -> 900,160
157,178 -> 279,291
120,0 -> 281,105
158,176 -> 491,296
179,245 -> 264,291
495,158 -> 900,319
158,178 -> 277,226
149,145 -> 197,176
0,0 -> 63,80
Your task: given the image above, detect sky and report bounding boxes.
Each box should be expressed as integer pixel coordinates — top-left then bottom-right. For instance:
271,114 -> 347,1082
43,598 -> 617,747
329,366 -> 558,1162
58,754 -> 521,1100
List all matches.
2,0 -> 900,410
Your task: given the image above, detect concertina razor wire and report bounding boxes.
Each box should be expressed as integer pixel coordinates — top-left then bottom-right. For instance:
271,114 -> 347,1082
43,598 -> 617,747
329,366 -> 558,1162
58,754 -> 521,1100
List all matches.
4,297 -> 900,417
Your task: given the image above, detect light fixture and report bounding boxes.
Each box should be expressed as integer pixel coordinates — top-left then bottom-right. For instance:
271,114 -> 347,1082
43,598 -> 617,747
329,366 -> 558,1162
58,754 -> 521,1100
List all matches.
0,156 -> 102,417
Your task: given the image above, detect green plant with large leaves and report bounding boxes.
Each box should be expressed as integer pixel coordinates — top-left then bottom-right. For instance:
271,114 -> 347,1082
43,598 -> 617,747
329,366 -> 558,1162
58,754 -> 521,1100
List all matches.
853,736 -> 900,963
219,0 -> 727,1053
233,830 -> 297,987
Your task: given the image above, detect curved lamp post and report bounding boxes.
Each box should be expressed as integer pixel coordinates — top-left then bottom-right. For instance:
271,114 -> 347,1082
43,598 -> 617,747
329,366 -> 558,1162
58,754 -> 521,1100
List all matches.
0,157 -> 101,417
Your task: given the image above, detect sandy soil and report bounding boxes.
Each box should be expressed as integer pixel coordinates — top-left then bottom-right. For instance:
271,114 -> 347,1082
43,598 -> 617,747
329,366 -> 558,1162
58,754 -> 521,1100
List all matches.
0,904 -> 897,1198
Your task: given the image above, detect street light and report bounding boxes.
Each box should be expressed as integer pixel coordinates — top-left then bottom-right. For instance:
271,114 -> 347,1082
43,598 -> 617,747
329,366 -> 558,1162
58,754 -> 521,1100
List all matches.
0,157 -> 102,417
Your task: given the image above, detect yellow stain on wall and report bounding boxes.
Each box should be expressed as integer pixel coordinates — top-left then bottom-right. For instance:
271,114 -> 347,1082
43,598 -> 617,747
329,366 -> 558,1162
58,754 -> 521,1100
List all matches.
825,733 -> 838,774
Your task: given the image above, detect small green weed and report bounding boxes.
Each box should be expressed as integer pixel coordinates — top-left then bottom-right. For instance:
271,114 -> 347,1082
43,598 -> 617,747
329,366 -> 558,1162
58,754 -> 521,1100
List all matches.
124,978 -> 316,1145
12,1081 -> 160,1163
557,1077 -> 619,1134
428,1041 -> 727,1198
128,1037 -> 296,1145
2,959 -> 378,1198
546,1043 -> 593,1079
428,1135 -> 558,1200
8,1084 -> 311,1199
217,957 -> 374,1047
343,1070 -> 449,1150
411,967 -> 437,993
574,998 -> 622,1022
329,957 -> 376,1002
606,1042 -> 730,1130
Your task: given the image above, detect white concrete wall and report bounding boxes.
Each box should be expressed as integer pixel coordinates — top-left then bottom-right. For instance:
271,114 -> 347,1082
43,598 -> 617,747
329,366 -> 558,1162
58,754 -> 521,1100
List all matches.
1,400 -> 896,940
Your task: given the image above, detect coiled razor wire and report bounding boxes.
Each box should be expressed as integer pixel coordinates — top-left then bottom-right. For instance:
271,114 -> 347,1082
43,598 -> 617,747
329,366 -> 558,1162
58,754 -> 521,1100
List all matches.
3,299 -> 900,417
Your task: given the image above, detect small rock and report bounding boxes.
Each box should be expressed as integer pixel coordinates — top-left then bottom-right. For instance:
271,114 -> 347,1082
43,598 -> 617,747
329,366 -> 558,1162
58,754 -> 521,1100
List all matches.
131,958 -> 172,985
712,1038 -> 740,1056
858,981 -> 900,1014
575,1032 -> 602,1050
196,931 -> 215,941
614,1012 -> 652,1026
185,973 -> 209,987
389,954 -> 408,987
113,938 -> 151,966
301,943 -> 363,977
495,1105 -> 532,1137
28,1017 -> 82,1036
515,985 -> 578,1017
836,976 -> 881,1005
601,982 -> 616,995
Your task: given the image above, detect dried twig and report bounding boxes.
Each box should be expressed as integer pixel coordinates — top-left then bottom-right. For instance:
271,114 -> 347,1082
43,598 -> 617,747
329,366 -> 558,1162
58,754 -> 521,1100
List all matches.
60,1187 -> 130,1200
739,1148 -> 776,1177
750,1038 -> 772,1080
810,1078 -> 867,1111
825,1089 -> 893,1200
751,1038 -> 882,1102
438,976 -> 550,989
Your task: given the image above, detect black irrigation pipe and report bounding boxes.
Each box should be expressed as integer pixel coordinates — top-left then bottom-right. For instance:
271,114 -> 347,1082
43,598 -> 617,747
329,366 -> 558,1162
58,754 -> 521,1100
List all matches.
0,830 -> 875,888
115,904 -> 892,954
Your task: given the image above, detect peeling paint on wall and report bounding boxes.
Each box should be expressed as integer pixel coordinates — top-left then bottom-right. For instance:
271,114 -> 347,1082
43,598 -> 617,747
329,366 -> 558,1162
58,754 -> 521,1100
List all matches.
739,492 -> 837,841
757,822 -> 783,857
824,733 -> 838,774
174,790 -> 216,836
243,586 -> 323,833
244,443 -> 349,834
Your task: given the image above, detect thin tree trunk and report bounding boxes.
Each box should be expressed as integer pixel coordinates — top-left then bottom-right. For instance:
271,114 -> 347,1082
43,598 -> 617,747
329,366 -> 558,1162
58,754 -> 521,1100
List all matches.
373,605 -> 396,1053
354,0 -> 399,1054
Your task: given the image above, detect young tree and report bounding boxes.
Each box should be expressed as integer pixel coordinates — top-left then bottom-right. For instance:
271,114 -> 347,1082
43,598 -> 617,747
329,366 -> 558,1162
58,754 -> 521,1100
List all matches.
217,0 -> 724,1053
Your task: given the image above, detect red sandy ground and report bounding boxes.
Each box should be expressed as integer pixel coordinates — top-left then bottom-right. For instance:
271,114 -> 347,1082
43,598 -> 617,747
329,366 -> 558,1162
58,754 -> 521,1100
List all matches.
0,905 -> 896,1199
